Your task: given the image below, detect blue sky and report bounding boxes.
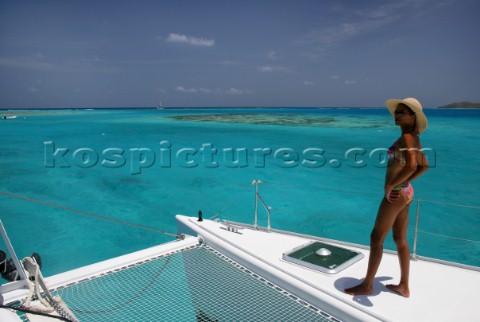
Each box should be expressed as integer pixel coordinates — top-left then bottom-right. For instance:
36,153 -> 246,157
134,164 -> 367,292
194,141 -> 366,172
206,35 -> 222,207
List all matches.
1,0 -> 479,108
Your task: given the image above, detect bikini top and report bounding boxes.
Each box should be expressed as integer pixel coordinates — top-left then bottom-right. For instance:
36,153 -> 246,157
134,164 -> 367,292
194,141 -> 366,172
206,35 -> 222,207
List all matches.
388,138 -> 406,165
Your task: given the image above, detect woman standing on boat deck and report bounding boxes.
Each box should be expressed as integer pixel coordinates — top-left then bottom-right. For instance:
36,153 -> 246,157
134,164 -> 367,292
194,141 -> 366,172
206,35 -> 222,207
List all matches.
345,98 -> 429,298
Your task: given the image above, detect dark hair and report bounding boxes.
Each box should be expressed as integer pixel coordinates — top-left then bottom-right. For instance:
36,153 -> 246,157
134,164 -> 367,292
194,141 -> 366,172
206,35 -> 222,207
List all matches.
397,103 -> 415,115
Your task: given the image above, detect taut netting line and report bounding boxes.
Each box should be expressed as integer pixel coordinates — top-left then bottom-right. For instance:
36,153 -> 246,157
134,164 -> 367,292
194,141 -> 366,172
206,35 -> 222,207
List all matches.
0,191 -> 182,238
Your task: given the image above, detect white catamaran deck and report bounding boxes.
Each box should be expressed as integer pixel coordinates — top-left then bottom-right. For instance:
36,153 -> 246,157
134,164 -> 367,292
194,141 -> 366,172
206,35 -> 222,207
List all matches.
1,215 -> 478,322
176,215 -> 479,322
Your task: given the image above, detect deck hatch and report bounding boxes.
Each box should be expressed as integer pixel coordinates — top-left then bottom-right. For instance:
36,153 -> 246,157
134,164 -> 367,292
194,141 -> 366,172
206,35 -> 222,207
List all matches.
282,241 -> 364,274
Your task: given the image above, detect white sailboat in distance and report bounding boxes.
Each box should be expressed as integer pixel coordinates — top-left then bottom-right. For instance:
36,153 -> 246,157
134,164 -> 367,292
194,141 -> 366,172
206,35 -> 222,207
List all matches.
156,100 -> 164,109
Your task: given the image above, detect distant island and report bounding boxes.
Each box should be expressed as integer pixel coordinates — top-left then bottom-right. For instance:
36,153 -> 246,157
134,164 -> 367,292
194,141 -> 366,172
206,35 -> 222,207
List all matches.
438,102 -> 480,108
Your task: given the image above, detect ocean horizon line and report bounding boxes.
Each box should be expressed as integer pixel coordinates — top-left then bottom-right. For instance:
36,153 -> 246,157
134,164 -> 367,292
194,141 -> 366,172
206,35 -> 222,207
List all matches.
0,105 -> 451,111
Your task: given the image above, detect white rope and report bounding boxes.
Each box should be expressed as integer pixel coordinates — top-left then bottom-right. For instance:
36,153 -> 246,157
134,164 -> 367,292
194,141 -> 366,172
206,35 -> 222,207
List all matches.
21,256 -> 80,322
22,257 -> 54,312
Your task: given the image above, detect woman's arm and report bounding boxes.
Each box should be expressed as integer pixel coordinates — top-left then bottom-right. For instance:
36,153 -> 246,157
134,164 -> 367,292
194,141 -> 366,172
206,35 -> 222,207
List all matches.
405,149 -> 429,182
385,133 -> 425,201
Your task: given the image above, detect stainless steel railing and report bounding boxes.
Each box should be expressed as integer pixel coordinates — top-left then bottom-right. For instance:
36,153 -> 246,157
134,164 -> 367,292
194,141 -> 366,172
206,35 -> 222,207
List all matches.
252,180 -> 271,233
250,179 -> 480,265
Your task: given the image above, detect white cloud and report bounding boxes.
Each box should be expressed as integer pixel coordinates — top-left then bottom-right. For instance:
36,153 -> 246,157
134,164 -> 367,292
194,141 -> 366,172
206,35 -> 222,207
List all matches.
304,81 -> 315,86
175,86 -> 247,95
295,1 -> 430,58
175,86 -> 197,93
267,51 -> 278,60
331,75 -> 340,80
258,65 -> 288,73
225,88 -> 243,95
345,80 -> 357,85
166,33 -> 215,47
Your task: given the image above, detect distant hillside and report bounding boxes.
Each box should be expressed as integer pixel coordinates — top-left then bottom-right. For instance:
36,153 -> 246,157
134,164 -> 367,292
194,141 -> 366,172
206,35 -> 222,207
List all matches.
438,102 -> 480,108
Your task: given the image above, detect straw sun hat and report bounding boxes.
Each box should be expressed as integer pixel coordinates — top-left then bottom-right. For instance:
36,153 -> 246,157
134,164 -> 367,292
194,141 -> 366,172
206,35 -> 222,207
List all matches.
385,97 -> 428,134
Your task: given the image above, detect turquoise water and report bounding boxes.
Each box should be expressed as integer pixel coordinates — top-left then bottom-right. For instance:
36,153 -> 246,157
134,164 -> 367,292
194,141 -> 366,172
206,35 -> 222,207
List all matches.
1,107 -> 479,276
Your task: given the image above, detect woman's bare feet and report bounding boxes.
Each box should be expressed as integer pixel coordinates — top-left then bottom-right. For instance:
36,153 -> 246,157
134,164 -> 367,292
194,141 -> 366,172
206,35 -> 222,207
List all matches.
344,282 -> 373,296
386,283 -> 410,297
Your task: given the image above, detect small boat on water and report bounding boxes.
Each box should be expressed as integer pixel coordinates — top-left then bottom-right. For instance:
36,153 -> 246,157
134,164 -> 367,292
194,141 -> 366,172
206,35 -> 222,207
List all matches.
0,181 -> 478,321
2,115 -> 17,120
156,100 -> 164,110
